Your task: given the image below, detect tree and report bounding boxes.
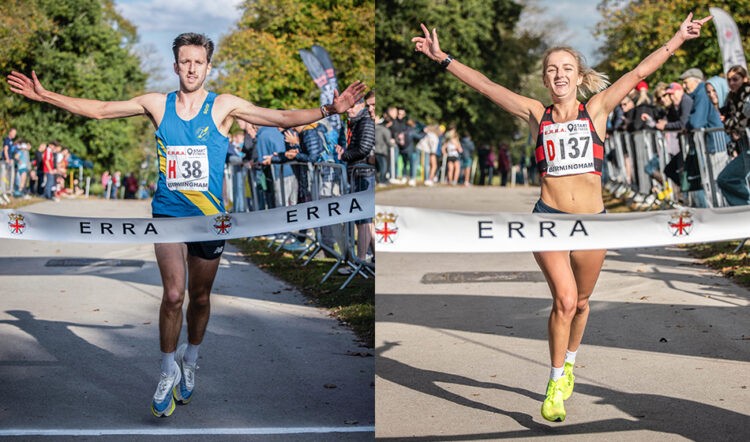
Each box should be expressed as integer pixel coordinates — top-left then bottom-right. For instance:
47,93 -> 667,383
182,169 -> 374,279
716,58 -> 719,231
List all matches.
0,0 -> 149,174
212,0 -> 375,110
595,0 -> 750,85
376,0 -> 544,144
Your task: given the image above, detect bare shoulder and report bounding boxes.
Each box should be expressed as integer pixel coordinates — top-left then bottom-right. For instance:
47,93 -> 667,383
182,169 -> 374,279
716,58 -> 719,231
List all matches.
134,92 -> 167,113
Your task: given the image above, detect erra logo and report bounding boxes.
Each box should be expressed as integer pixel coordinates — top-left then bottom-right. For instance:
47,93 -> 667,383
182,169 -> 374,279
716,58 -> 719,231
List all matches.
375,212 -> 398,243
212,214 -> 232,235
8,213 -> 26,235
668,211 -> 693,236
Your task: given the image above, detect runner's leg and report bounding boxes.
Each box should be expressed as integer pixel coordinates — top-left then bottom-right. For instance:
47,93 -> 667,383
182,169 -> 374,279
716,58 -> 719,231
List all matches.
185,254 -> 221,346
568,249 -> 607,352
533,250 -> 577,368
155,243 -> 187,353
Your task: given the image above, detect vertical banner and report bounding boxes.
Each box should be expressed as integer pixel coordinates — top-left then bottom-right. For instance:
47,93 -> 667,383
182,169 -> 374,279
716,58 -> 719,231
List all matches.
709,7 -> 747,74
299,47 -> 342,133
311,45 -> 342,134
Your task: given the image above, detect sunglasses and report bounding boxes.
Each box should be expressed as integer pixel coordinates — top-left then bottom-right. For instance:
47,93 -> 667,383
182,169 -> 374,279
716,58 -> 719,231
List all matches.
728,75 -> 743,82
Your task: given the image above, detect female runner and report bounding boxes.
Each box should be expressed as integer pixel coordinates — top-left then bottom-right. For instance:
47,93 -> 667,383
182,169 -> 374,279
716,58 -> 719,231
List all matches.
412,12 -> 711,422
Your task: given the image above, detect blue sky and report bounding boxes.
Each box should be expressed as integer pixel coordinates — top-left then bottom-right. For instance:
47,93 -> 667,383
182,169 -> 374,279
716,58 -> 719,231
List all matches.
113,0 -> 604,90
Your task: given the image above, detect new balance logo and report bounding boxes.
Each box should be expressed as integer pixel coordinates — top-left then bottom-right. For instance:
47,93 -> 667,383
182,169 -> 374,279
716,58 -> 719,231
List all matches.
213,246 -> 224,254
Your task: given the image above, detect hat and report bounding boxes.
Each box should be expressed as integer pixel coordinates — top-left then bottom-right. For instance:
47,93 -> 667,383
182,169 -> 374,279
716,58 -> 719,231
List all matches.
679,68 -> 704,81
664,82 -> 683,94
636,80 -> 648,91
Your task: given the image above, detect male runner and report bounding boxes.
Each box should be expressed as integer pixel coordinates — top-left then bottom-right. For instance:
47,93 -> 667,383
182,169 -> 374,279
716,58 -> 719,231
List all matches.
7,32 -> 366,417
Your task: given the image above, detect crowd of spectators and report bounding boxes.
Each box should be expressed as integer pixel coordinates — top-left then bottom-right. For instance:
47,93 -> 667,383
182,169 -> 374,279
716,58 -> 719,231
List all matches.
0,130 -> 83,203
607,64 -> 750,208
372,106 -> 536,188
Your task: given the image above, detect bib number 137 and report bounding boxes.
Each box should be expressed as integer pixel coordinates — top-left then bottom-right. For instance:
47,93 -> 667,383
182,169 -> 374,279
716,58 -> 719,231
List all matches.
545,136 -> 591,161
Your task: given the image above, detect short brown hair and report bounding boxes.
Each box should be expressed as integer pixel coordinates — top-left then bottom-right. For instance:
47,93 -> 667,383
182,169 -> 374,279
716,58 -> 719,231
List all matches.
172,33 -> 214,63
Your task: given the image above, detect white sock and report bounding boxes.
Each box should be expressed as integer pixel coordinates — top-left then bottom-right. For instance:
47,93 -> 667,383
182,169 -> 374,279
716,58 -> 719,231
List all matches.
565,349 -> 577,365
550,365 -> 564,381
184,343 -> 200,365
161,352 -> 175,374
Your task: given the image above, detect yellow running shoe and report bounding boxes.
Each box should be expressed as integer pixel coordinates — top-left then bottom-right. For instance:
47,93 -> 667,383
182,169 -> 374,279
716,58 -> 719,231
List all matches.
541,378 -> 566,422
562,362 -> 575,400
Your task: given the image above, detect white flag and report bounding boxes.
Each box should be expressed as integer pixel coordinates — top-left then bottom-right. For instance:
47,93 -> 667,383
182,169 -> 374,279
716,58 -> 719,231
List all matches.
709,7 -> 747,74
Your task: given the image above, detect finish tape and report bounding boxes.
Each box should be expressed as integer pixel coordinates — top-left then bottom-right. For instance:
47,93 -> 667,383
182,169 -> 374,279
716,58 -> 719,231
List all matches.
373,205 -> 750,253
0,191 -> 373,243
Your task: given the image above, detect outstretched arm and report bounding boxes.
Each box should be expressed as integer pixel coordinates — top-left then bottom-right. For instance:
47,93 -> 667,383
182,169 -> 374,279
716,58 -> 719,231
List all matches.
227,81 -> 367,128
7,70 -> 159,120
412,24 -> 543,124
590,12 -> 712,119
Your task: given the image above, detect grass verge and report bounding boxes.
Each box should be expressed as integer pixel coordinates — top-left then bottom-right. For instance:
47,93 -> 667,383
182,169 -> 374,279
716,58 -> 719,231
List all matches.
684,240 -> 750,289
231,238 -> 374,348
2,196 -> 45,210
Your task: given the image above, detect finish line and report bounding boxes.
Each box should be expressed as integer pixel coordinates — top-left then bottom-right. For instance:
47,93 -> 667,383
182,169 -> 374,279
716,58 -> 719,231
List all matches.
0,426 -> 375,437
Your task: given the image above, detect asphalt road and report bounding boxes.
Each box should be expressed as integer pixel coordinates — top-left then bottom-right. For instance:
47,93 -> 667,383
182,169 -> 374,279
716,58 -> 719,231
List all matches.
375,185 -> 750,441
0,198 -> 374,441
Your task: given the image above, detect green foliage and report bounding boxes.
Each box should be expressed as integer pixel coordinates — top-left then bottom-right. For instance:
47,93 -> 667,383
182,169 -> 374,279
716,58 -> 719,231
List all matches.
213,0 -> 375,110
0,0 -> 149,174
376,0 -> 544,144
596,0 -> 750,84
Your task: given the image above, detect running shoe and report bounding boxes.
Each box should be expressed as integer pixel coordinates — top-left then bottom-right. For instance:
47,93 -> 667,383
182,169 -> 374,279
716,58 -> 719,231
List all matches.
151,363 -> 181,417
173,343 -> 197,404
541,378 -> 566,422
562,362 -> 575,400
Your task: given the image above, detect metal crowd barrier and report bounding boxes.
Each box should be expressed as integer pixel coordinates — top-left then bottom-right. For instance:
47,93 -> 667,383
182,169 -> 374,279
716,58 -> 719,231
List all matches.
224,159 -> 371,290
604,128 -> 742,210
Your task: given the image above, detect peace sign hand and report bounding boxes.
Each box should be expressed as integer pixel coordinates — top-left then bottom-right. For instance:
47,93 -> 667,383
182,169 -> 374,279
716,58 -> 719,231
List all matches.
411,23 -> 447,62
678,12 -> 713,41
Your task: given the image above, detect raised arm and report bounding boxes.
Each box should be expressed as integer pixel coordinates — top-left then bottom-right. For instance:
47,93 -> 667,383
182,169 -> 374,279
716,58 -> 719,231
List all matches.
589,13 -> 712,120
225,81 -> 367,128
7,70 -> 160,121
412,24 -> 543,124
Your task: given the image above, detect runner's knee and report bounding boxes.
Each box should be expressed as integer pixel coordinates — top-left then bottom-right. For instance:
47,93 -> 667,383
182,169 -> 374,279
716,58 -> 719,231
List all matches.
162,289 -> 185,310
552,292 -> 578,319
576,296 -> 591,314
189,290 -> 211,309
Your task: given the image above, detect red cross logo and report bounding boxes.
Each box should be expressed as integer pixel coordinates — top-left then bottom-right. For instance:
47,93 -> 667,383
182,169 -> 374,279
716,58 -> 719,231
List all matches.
376,222 -> 398,243
668,214 -> 693,236
8,214 -> 26,235
212,215 -> 232,235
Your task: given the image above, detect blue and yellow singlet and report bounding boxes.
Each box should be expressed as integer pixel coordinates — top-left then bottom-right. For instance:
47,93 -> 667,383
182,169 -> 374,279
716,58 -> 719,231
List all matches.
152,91 -> 228,217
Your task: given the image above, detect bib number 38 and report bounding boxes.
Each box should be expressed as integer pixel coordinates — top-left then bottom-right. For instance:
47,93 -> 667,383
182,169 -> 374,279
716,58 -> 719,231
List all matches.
166,145 -> 209,191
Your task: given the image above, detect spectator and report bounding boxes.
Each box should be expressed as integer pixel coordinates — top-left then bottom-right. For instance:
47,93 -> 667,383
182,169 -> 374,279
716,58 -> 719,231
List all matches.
14,140 -> 30,197
336,98 -> 375,263
374,112 -> 392,185
459,132 -> 475,186
255,125 -> 286,209
476,143 -> 491,185
415,124 -> 440,185
497,142 -> 511,186
2,128 -> 16,163
442,128 -> 462,184
705,75 -> 729,114
681,67 -> 726,207
42,141 -> 56,200
34,143 -> 45,195
629,81 -> 655,131
124,172 -> 139,199
717,65 -> 750,206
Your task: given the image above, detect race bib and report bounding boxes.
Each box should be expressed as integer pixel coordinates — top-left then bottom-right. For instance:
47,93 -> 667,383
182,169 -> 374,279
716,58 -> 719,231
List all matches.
542,119 -> 595,176
165,145 -> 209,191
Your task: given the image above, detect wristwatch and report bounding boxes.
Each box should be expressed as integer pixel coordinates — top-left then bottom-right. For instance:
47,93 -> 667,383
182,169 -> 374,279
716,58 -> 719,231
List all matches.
439,54 -> 454,69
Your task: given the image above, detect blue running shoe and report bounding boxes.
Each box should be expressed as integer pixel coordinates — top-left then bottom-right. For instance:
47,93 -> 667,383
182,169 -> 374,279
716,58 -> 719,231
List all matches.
151,363 -> 180,417
173,343 -> 197,404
